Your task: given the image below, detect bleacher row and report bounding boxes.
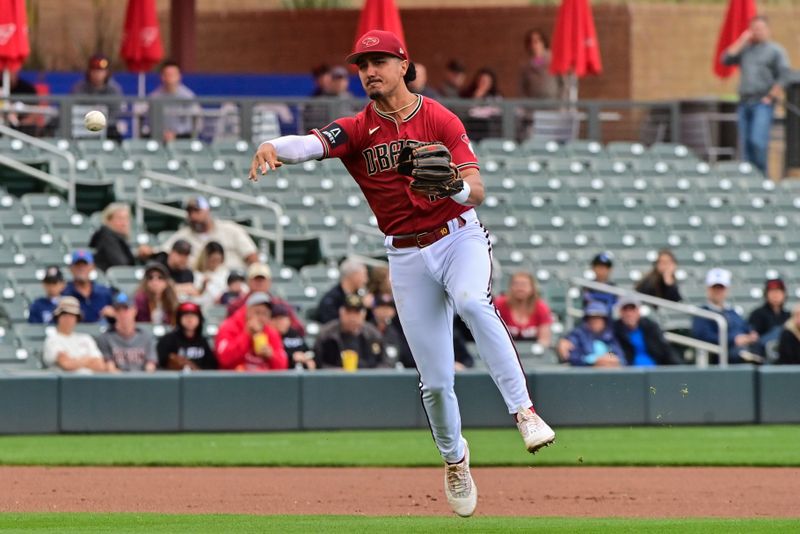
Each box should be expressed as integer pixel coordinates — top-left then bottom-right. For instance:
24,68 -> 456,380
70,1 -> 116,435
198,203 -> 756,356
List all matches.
1,135 -> 798,369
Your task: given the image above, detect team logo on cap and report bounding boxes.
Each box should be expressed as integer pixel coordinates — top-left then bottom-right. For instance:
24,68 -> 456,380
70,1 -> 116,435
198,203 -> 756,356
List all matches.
398,47 -> 404,55
362,36 -> 380,47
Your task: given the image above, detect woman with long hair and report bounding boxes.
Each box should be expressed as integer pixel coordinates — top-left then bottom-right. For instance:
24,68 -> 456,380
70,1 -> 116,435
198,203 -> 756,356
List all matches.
635,249 -> 682,302
519,28 -> 559,99
194,241 -> 229,307
493,271 -> 553,345
134,262 -> 179,325
460,67 -> 503,141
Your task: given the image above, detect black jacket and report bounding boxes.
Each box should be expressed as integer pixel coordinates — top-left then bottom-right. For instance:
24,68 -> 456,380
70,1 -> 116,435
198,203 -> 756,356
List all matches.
315,284 -> 346,324
613,317 -> 683,365
748,303 -> 789,336
89,225 -> 135,272
777,320 -> 800,365
156,329 -> 217,370
635,273 -> 682,302
372,316 -> 474,369
313,320 -> 387,369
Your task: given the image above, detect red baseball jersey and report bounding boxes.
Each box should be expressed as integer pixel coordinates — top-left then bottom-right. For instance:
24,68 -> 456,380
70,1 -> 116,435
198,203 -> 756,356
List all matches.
310,96 -> 479,235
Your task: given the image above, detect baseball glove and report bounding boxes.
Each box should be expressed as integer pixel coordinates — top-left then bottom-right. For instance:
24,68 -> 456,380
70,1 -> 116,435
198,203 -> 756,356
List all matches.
396,142 -> 464,200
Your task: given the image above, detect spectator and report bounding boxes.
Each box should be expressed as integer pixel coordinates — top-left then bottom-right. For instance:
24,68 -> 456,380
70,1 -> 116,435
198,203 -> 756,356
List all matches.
691,268 -> 763,364
28,266 -> 66,324
748,277 -> 790,350
310,63 -> 332,97
557,301 -> 624,367
70,54 -> 123,140
152,239 -> 197,297
438,59 -> 467,98
215,292 -> 288,371
314,294 -> 386,370
777,304 -> 800,365
219,270 -> 247,306
148,60 -> 199,141
519,29 -> 559,99
226,263 -> 305,334
584,252 -> 618,313
367,265 -> 392,303
134,262 -> 178,325
89,202 -> 137,272
42,296 -> 108,373
408,63 -> 440,99
329,66 -> 353,98
157,301 -> 217,370
315,259 -> 369,324
722,16 -> 790,174
271,303 -> 315,370
635,249 -> 682,302
95,293 -> 157,372
370,293 -> 474,370
61,250 -> 114,323
304,65 -> 354,128
460,67 -> 503,141
493,271 -> 553,345
194,241 -> 230,308
159,196 -> 258,271
612,296 -> 683,366
7,70 -> 41,136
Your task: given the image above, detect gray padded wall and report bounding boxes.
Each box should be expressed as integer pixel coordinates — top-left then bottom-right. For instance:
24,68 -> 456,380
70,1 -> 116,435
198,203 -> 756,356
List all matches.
60,374 -> 181,432
301,371 -> 425,429
455,372 -> 519,426
530,368 -> 648,426
758,366 -> 800,423
645,367 -> 756,424
181,372 -> 300,431
0,374 -> 59,434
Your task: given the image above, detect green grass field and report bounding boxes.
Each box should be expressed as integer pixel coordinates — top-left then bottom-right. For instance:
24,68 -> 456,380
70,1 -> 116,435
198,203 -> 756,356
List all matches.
1,514 -> 798,533
1,425 -> 799,467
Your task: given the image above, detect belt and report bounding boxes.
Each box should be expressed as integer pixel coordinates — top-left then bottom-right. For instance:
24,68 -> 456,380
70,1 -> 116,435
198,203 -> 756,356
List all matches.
392,217 -> 466,249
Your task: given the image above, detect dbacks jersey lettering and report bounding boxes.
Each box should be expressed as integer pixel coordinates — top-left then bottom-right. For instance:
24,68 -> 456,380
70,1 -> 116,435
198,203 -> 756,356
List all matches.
311,96 -> 480,235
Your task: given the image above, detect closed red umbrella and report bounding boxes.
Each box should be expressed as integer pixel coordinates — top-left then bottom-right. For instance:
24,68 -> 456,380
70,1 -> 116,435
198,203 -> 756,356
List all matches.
354,0 -> 406,52
120,0 -> 164,96
713,0 -> 757,78
0,0 -> 29,96
550,0 -> 602,78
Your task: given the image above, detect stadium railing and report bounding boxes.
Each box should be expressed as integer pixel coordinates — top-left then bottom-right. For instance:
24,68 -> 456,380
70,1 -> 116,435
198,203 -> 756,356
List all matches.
565,278 -> 729,367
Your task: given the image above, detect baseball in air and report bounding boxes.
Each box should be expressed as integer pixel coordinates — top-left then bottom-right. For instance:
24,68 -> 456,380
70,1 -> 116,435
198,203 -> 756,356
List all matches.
84,110 -> 107,132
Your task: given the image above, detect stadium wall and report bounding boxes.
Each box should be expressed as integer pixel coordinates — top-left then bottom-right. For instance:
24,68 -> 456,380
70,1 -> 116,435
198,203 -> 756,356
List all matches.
1,368 -> 797,434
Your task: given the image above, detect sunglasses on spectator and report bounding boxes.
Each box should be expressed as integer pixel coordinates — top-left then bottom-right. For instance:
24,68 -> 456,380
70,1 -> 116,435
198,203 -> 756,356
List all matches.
146,274 -> 166,281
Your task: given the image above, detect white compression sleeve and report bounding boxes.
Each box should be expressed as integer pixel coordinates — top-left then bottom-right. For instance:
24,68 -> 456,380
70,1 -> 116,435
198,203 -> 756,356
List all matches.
260,135 -> 324,164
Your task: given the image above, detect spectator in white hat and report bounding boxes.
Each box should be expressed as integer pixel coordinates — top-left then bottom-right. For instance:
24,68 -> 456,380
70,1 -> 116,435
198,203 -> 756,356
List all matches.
43,296 -> 109,373
691,268 -> 763,364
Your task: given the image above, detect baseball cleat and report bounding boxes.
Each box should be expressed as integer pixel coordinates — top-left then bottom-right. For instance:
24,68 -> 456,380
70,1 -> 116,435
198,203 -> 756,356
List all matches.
516,406 -> 556,454
444,439 -> 478,517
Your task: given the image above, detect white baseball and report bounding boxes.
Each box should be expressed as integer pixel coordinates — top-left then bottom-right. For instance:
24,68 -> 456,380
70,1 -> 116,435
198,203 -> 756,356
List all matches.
84,110 -> 107,132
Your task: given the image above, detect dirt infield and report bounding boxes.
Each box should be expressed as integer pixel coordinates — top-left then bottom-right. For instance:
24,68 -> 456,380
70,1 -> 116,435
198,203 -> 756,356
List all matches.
1,466 -> 798,517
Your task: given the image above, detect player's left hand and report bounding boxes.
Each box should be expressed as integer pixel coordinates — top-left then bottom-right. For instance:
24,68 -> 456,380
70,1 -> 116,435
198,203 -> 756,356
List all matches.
249,143 -> 283,182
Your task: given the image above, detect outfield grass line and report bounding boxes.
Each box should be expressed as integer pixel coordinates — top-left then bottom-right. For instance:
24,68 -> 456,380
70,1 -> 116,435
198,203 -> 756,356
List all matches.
1,514 -> 798,534
0,426 -> 798,467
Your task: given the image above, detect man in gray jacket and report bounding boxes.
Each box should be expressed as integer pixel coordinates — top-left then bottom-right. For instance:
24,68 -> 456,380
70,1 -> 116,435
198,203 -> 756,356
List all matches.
721,16 -> 791,174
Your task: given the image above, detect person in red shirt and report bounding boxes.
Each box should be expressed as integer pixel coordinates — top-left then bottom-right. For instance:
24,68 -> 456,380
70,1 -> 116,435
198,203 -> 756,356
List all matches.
248,30 -> 554,517
215,292 -> 287,372
494,271 -> 553,345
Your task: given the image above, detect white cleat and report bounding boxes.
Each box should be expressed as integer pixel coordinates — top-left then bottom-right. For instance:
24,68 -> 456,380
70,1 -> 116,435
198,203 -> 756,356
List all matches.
516,406 -> 556,454
444,439 -> 478,517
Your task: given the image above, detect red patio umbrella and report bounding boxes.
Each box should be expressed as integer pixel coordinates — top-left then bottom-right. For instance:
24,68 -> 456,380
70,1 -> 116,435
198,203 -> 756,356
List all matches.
713,0 -> 757,78
354,0 -> 406,52
550,0 -> 603,102
0,0 -> 29,96
120,0 -> 164,97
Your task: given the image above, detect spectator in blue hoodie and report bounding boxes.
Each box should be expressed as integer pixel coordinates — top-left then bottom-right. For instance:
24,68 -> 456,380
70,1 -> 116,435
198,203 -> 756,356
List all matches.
691,268 -> 763,364
557,300 -> 624,367
28,266 -> 66,324
61,250 -> 114,323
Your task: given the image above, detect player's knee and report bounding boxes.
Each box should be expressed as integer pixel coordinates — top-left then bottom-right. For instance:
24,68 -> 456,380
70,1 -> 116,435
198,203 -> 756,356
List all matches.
455,293 -> 489,323
421,381 -> 452,398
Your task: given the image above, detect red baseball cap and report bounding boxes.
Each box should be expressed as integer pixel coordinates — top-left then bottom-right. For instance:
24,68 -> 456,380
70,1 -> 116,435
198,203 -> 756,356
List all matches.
346,30 -> 409,64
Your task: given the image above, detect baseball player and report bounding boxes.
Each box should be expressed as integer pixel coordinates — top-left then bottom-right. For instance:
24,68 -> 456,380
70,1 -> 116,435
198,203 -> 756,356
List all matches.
249,30 -> 555,517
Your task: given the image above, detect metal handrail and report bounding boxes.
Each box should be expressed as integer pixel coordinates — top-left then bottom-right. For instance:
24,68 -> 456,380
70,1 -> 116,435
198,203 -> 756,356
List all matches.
0,123 -> 77,206
136,170 -> 285,265
566,278 -> 729,367
0,153 -> 71,197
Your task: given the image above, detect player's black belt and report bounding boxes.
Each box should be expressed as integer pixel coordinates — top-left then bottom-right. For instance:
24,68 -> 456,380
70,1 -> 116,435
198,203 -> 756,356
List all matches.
392,217 -> 466,249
